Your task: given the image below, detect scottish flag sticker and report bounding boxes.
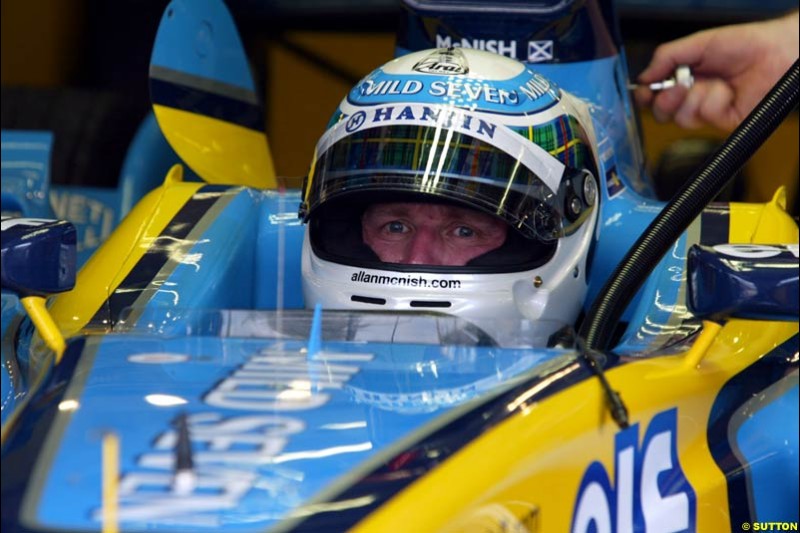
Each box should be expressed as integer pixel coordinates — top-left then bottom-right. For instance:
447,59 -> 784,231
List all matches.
528,40 -> 554,63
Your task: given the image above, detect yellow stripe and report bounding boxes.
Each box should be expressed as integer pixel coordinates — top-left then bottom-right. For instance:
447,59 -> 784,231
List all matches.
48,165 -> 203,338
352,320 -> 797,532
304,146 -> 318,204
549,137 -> 582,157
154,104 -> 277,189
102,432 -> 120,533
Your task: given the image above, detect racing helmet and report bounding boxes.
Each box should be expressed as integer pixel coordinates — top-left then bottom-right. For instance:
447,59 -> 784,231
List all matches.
299,47 -> 601,339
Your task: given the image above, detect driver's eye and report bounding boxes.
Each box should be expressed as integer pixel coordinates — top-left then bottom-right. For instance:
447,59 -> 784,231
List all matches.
387,221 -> 406,233
455,226 -> 475,238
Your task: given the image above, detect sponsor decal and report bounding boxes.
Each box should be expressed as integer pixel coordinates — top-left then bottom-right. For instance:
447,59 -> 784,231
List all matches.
518,73 -> 552,100
360,79 -> 424,96
344,104 -> 498,141
572,408 -> 697,533
317,101 -> 566,194
435,35 -> 517,59
605,166 -> 625,198
97,347 -> 374,525
351,270 -> 461,290
359,79 -> 523,106
528,40 -> 554,63
50,190 -> 116,253
345,110 -> 367,132
413,47 -> 470,75
354,69 -> 554,112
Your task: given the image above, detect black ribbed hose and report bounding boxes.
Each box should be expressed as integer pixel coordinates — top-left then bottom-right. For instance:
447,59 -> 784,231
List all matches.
580,59 -> 800,351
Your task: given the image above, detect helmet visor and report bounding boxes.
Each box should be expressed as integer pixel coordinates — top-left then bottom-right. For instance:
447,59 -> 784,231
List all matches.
302,108 -> 570,242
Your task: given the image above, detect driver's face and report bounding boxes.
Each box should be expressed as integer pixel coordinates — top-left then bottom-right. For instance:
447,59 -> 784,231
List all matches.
362,202 -> 507,266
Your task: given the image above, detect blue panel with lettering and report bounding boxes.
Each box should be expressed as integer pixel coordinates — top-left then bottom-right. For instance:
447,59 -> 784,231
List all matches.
349,66 -> 559,115
29,318 -> 558,531
572,408 -> 697,532
396,0 -> 623,63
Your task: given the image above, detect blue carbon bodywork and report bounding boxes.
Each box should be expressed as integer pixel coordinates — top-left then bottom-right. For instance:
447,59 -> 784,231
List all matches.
149,0 -> 263,133
2,1 -> 798,531
1,131 -> 55,219
1,292 -> 25,426
3,115 -> 184,267
20,320 -> 563,531
688,244 -> 800,321
150,0 -> 256,94
707,335 -> 800,528
0,219 -> 76,297
738,380 -> 799,523
88,187 -> 307,334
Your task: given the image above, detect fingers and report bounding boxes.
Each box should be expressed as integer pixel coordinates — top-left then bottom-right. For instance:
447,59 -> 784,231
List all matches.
698,80 -> 738,131
648,80 -> 738,131
635,33 -> 709,125
634,17 -> 779,131
650,85 -> 689,124
633,86 -> 654,108
638,32 -> 712,83
672,83 -> 708,129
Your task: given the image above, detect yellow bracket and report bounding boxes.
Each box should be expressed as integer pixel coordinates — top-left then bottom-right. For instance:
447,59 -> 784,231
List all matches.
20,296 -> 66,364
650,320 -> 723,379
682,320 -> 723,370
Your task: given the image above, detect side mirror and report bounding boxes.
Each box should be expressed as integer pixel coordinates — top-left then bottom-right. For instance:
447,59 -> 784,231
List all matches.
1,217 -> 77,360
687,244 -> 799,321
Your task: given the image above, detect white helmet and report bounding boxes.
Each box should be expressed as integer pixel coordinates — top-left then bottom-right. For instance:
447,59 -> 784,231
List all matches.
300,47 -> 600,343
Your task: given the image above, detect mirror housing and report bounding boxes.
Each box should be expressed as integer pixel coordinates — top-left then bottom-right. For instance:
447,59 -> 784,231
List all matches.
1,217 -> 77,296
2,217 -> 77,360
687,244 -> 799,321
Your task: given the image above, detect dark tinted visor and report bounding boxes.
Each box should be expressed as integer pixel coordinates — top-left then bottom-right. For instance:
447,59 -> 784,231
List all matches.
303,121 -> 567,241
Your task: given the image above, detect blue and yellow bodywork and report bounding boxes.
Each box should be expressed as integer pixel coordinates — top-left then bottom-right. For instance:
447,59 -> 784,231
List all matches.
1,0 -> 797,531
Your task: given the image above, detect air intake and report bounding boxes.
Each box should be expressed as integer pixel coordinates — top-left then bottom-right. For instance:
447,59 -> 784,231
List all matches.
409,300 -> 451,308
351,295 -> 386,305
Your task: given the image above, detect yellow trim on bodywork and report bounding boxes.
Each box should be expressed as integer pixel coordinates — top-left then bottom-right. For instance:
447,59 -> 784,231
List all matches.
351,321 -> 797,533
676,319 -> 722,371
153,104 -> 277,189
101,432 -> 120,533
353,192 -> 799,532
48,165 -> 204,338
20,296 -> 65,363
728,186 -> 798,243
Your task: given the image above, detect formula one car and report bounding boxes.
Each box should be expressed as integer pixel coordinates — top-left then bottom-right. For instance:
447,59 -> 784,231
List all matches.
1,0 -> 798,532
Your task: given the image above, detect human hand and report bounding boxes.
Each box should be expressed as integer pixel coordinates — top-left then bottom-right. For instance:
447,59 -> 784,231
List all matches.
634,10 -> 799,131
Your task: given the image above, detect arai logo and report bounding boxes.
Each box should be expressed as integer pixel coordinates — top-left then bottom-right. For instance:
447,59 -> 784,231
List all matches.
571,408 -> 697,533
413,47 -> 469,75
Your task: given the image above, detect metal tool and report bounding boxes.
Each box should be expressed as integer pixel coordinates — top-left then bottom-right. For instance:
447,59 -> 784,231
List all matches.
628,65 -> 694,92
